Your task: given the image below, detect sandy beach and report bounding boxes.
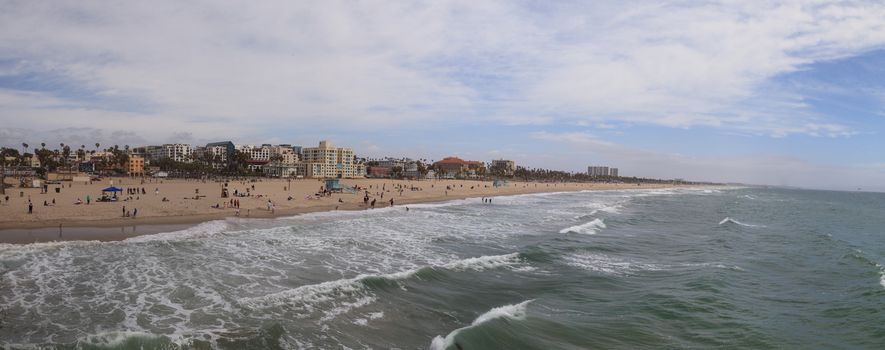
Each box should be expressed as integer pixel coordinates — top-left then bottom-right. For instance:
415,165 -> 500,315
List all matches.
0,177 -> 677,242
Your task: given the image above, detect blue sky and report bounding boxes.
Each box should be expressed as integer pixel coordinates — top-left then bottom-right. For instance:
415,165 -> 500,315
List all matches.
1,1 -> 885,190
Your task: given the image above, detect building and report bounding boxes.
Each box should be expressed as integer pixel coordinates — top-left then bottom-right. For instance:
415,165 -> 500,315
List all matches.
145,145 -> 164,161
588,166 -> 610,177
433,157 -> 485,178
301,140 -> 365,178
245,159 -> 270,172
270,145 -> 299,165
490,159 -> 516,176
205,141 -> 235,167
126,156 -> 145,177
609,168 -> 619,177
145,144 -> 192,163
402,161 -> 421,178
236,144 -> 273,161
264,163 -> 304,178
367,166 -> 392,178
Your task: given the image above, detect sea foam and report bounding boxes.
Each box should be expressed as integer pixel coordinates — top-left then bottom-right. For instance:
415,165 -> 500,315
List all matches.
123,220 -> 230,243
238,253 -> 523,311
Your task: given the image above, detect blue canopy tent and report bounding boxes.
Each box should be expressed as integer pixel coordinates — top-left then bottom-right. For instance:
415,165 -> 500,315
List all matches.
100,186 -> 122,202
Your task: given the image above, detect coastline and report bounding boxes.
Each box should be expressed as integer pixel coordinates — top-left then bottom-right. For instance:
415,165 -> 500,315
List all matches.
0,179 -> 684,244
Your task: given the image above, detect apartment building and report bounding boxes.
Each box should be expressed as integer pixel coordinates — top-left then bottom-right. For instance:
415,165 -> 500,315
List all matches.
301,140 -> 365,178
587,166 -> 610,177
145,144 -> 192,163
490,159 -> 516,176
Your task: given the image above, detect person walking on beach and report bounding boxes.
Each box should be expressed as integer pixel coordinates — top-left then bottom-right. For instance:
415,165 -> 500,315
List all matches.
28,201 -> 33,214
86,195 -> 90,205
371,198 -> 376,209
389,198 -> 394,207
133,208 -> 138,218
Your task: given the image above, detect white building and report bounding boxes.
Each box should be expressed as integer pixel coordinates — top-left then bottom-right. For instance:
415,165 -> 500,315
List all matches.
491,159 -> 516,176
146,144 -> 192,163
588,166 -> 610,177
609,168 -> 619,177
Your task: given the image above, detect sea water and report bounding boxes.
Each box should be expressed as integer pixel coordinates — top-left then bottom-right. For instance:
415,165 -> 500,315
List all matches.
1,187 -> 883,349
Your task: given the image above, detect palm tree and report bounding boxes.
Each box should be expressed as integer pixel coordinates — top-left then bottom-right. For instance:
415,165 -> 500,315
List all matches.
21,142 -> 28,155
41,142 -> 46,149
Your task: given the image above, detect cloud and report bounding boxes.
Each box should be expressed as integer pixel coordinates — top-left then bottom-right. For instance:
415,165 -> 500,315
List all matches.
527,130 -> 885,191
1,0 -> 884,144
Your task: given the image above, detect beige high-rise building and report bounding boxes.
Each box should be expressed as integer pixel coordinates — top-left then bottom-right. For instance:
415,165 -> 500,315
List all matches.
301,140 -> 365,178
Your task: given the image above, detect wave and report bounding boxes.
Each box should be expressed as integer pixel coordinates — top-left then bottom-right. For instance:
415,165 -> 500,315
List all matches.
718,217 -> 763,228
238,253 -> 523,310
559,218 -> 606,234
562,252 -> 662,275
123,220 -> 230,243
430,299 -> 533,350
849,249 -> 885,290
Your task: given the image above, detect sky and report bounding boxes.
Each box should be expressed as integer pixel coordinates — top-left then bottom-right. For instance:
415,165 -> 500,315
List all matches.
1,0 -> 885,191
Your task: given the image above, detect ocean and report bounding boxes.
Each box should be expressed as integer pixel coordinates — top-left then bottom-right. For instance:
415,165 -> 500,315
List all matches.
1,187 -> 883,349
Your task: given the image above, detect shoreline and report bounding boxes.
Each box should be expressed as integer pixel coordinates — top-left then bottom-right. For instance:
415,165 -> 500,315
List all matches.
0,181 -> 687,244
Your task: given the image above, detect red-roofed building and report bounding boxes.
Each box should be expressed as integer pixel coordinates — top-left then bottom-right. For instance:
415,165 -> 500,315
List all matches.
433,157 -> 485,178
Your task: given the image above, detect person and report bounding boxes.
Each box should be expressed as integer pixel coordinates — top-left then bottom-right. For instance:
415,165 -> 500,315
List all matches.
406,206 -> 409,212
371,198 -> 376,209
133,208 -> 138,218
28,201 -> 33,214
86,195 -> 91,205
44,200 -> 48,206
122,206 -> 126,217
389,198 -> 394,207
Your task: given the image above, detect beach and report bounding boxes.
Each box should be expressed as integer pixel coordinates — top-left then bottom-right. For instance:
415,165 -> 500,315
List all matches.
0,177 -> 675,241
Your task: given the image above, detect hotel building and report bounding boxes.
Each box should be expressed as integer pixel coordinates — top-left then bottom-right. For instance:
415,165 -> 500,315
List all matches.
301,140 -> 365,178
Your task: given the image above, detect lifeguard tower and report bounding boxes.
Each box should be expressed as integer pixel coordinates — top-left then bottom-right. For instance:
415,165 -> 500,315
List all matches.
324,178 -> 343,193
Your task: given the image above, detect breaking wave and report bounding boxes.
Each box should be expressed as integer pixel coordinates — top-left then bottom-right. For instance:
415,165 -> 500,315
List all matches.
560,218 -> 606,234
718,217 -> 763,228
429,299 -> 533,350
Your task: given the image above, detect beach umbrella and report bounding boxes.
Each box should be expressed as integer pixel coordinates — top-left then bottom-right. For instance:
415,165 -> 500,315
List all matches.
102,186 -> 122,192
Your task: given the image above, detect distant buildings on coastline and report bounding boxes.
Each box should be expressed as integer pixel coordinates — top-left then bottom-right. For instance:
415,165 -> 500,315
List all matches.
0,137 -> 641,184
588,166 -> 619,177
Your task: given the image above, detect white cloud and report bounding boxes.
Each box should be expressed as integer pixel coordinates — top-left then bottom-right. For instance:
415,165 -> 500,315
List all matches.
0,0 -> 884,144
